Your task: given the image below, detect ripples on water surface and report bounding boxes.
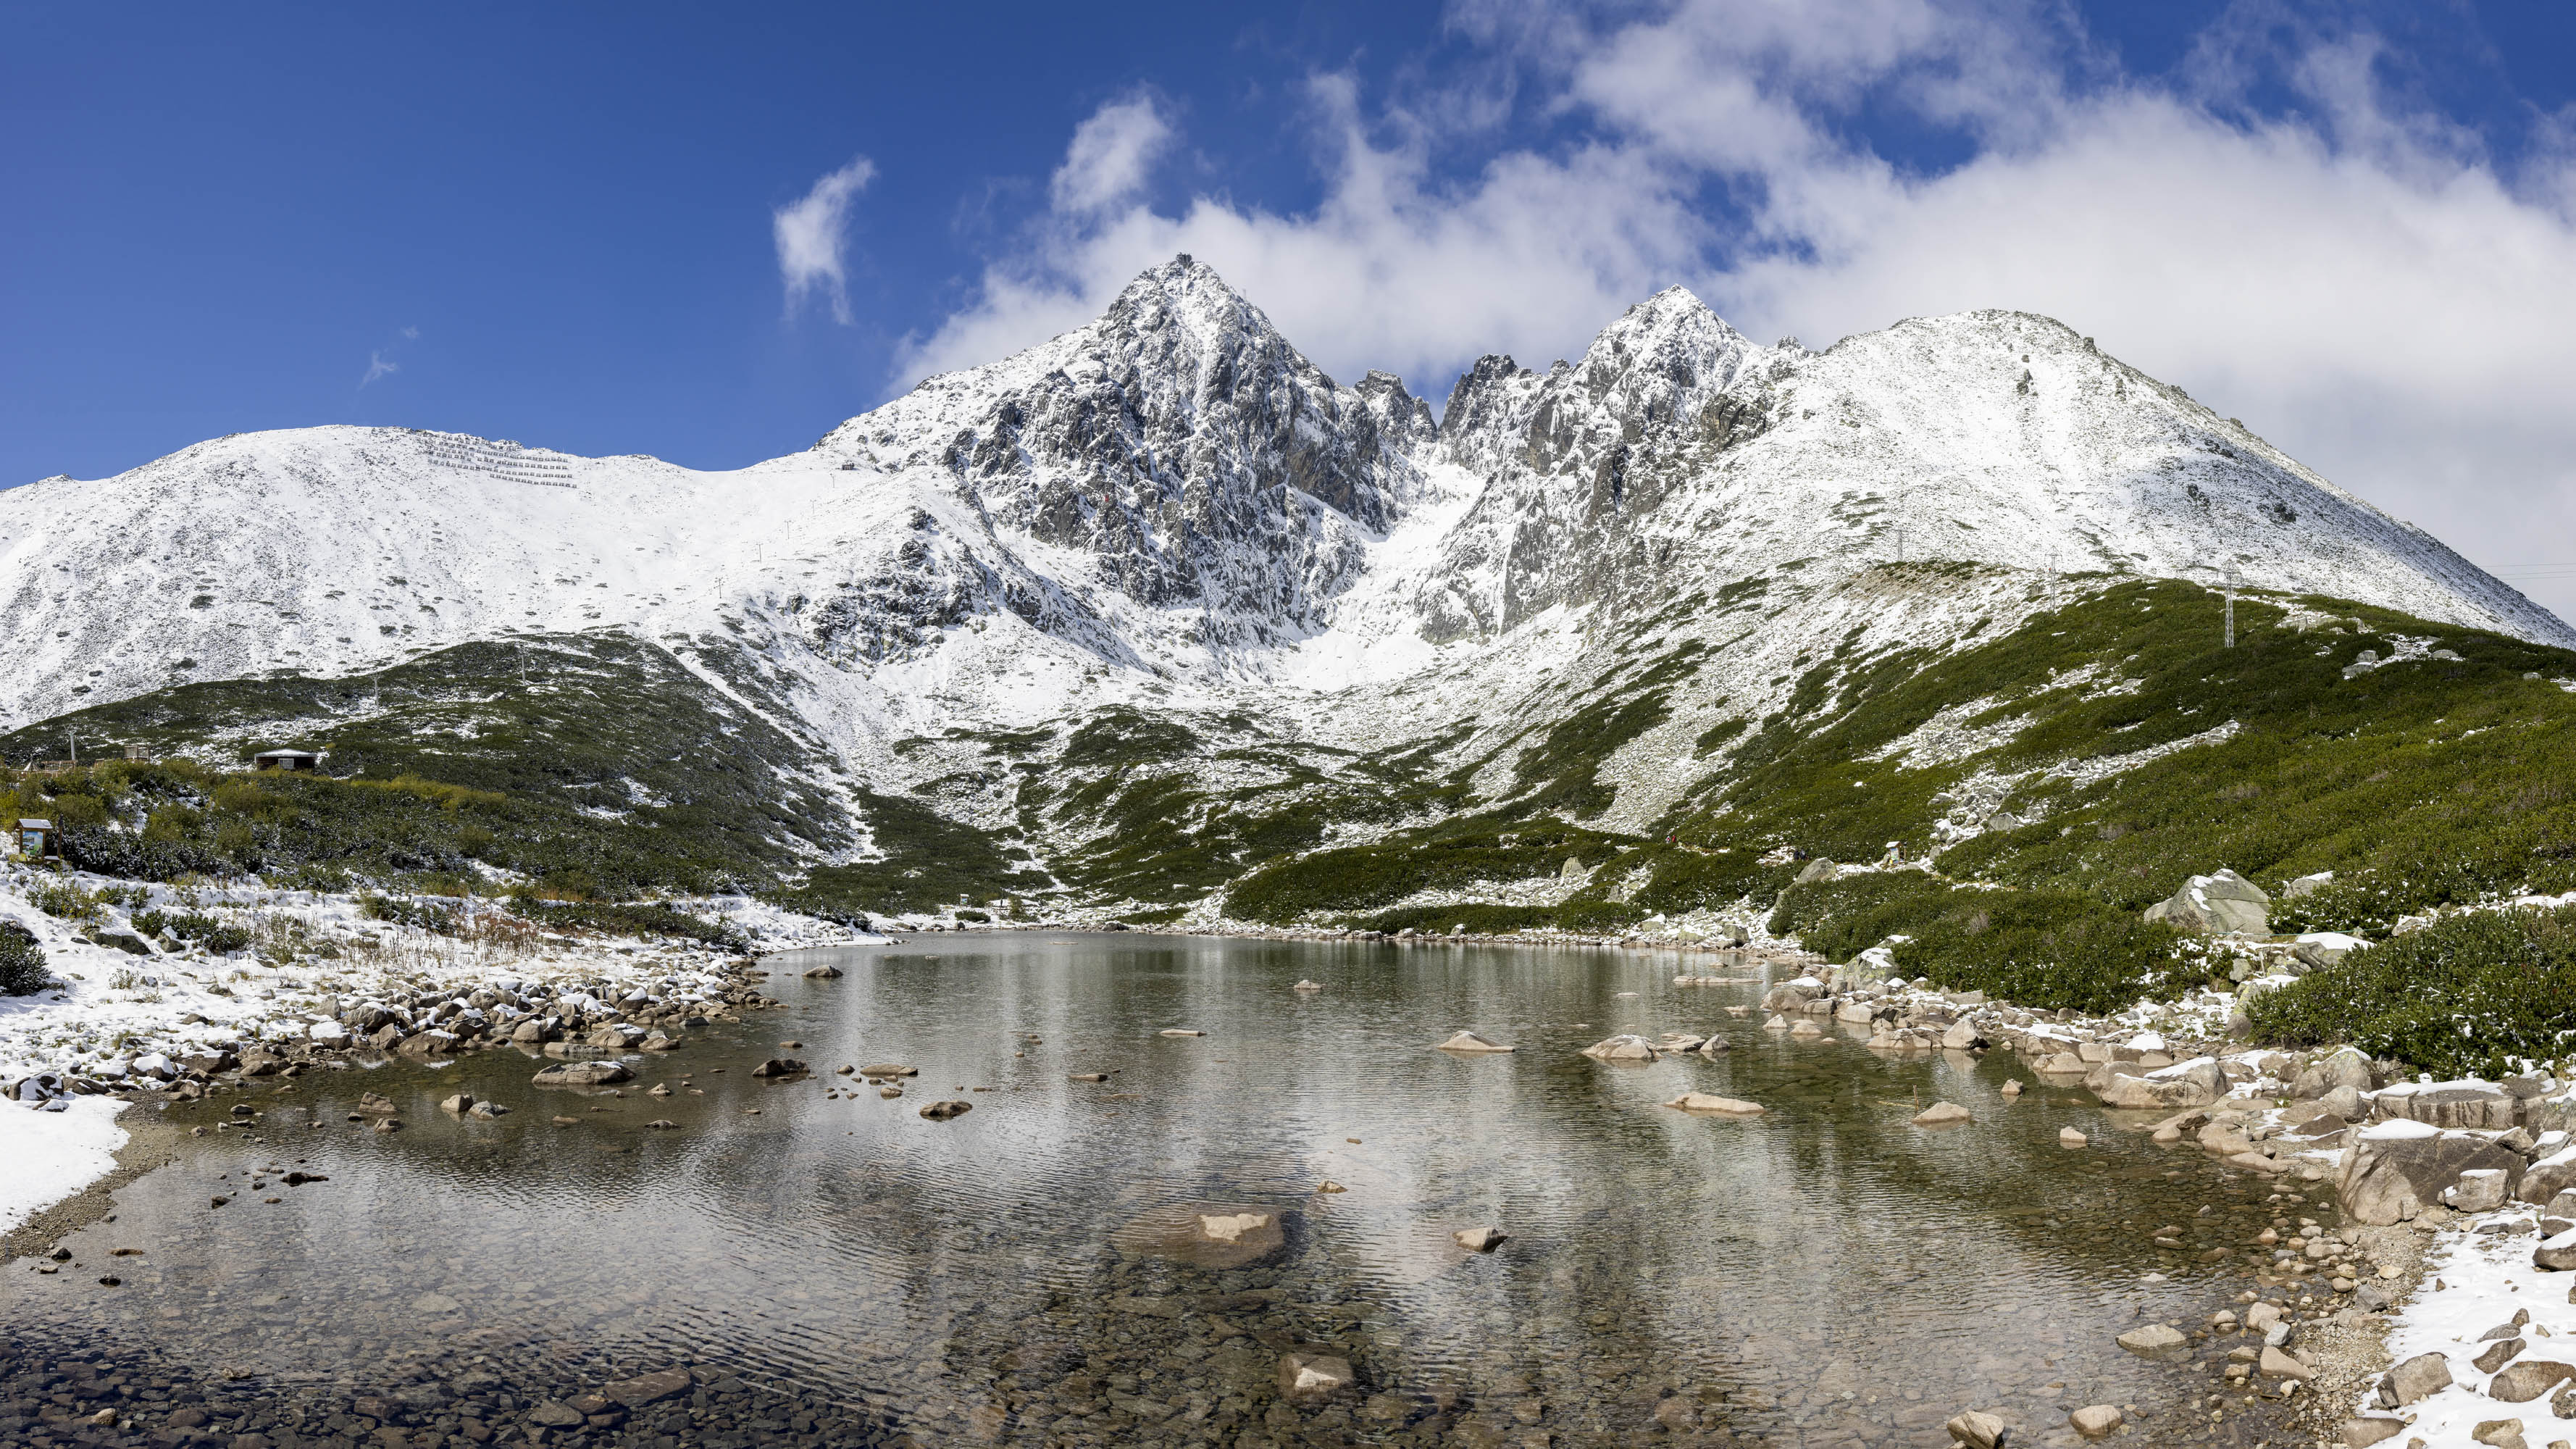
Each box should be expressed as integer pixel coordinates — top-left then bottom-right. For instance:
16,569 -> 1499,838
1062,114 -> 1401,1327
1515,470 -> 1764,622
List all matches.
5,935 -> 2314,1446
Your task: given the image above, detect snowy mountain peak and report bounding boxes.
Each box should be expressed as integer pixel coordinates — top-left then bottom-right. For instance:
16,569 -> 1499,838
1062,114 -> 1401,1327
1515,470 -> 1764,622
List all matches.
4,270 -> 2567,777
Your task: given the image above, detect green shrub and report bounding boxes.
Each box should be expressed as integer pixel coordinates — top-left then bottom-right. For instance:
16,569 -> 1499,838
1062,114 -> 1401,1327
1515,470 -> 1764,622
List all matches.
1557,898 -> 1643,933
2247,906 -> 2576,1077
0,921 -> 48,995
1771,872 -> 2194,1014
1229,817 -> 1637,922
29,880 -> 99,922
1351,903 -> 1557,935
1887,893 -> 2193,1016
359,893 -> 461,935
1768,872 -> 1943,945
522,901 -> 748,950
138,909 -> 251,953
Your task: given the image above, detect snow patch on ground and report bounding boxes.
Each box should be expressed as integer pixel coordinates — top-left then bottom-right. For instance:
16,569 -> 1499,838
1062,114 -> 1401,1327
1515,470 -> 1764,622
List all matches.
2369,1216 -> 2575,1448
0,1094 -> 127,1232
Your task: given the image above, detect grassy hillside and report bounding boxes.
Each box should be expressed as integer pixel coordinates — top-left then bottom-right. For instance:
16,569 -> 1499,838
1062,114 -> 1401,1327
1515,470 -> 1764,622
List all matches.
14,577 -> 2576,1051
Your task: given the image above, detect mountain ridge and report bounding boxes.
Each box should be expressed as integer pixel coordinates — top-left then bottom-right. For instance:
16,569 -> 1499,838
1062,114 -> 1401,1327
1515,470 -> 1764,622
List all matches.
5,256 -> 2572,932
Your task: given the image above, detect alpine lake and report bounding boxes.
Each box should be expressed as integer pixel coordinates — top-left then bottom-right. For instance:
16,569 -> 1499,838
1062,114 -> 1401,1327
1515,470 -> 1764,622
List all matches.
2,933 -> 2333,1448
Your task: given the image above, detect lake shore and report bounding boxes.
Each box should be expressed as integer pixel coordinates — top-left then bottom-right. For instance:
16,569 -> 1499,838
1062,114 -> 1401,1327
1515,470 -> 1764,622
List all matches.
9,903 -> 2572,1445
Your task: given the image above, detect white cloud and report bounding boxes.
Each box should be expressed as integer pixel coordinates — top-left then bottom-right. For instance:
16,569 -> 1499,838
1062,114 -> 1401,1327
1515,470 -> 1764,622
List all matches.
1050,96 -> 1174,215
359,351 -> 398,388
908,1 -> 2576,619
775,156 -> 877,325
899,78 -> 1710,391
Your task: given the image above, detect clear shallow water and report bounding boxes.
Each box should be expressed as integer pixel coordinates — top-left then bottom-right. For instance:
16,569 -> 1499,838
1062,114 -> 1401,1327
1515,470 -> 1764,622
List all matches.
4,935 -> 2309,1447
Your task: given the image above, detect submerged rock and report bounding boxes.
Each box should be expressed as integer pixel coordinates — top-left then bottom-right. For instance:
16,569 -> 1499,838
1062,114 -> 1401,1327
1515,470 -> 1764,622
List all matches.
1113,1201 -> 1293,1269
1277,1352 -> 1355,1399
533,1060 -> 633,1087
2069,1404 -> 2123,1438
1666,1093 -> 1765,1116
2116,1323 -> 2186,1356
919,1100 -> 972,1120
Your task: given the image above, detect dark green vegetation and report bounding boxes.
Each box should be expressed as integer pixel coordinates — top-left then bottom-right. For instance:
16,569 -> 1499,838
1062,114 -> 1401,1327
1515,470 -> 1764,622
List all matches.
2249,904 -> 2576,1078
1660,578 -> 2576,922
0,634 -> 876,911
1774,874 -> 2194,1016
0,920 -> 45,995
131,907 -> 251,955
781,788 -> 1050,920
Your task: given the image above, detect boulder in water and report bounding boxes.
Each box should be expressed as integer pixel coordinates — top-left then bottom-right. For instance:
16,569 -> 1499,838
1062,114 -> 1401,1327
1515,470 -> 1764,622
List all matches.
1437,1031 -> 1513,1053
1580,1035 -> 1658,1061
1292,979 -> 1323,991
1912,1101 -> 1973,1127
919,1100 -> 972,1120
1452,1225 -> 1508,1252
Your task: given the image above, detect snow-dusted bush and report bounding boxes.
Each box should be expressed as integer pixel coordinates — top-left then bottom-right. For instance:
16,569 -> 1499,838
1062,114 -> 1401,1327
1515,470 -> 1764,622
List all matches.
0,921 -> 49,995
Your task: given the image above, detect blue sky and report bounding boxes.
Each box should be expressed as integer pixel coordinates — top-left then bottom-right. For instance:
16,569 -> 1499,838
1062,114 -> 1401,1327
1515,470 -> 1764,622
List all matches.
11,1 -> 2576,609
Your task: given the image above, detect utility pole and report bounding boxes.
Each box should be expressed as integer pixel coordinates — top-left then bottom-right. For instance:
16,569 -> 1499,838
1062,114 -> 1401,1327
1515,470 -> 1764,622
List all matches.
2223,566 -> 2238,648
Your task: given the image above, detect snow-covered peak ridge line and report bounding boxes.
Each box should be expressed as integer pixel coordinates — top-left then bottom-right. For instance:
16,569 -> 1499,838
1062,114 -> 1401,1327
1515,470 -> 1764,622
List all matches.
811,255 -> 1437,648
1420,298 -> 2571,648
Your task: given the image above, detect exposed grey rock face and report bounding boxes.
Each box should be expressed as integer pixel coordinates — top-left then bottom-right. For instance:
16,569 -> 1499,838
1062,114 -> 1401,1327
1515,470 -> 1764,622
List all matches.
815,256 -> 1434,653
2338,1121 -> 2525,1224
2376,1080 -> 2519,1130
2142,869 -> 2270,936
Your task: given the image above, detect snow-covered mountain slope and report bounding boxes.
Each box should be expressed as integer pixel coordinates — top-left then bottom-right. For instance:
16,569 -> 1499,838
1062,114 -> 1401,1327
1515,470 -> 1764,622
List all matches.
4,256 -> 2568,921
1405,289 -> 2564,651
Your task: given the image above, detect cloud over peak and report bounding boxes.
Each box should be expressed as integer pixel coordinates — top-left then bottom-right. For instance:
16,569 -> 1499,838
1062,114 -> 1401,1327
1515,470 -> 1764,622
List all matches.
775,156 -> 877,325
892,1 -> 2576,619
